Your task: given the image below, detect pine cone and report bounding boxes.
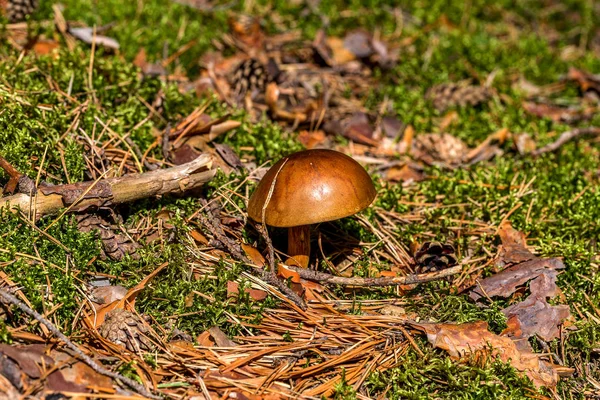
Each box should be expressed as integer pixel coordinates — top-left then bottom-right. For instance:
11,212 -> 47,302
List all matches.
426,82 -> 491,112
229,58 -> 268,99
99,309 -> 156,352
414,242 -> 457,274
5,0 -> 38,22
76,214 -> 140,261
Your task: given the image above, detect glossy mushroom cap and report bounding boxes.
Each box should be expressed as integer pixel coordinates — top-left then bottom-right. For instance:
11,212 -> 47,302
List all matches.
248,149 -> 376,227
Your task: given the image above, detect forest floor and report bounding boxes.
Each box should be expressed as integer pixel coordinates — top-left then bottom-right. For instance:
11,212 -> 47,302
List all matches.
0,0 -> 599,399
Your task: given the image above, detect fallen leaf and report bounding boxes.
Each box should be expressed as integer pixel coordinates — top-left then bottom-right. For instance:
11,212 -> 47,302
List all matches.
300,279 -> 325,302
464,128 -> 508,164
241,243 -> 266,266
227,281 -> 268,301
497,221 -> 536,266
470,256 -> 564,302
567,67 -> 600,95
385,163 -> 426,184
190,229 -> 209,245
277,263 -> 301,284
501,295 -> 571,341
208,327 -> 237,347
380,116 -> 404,139
32,40 -> 60,56
298,129 -> 327,149
90,285 -> 127,309
214,143 -> 243,169
470,222 -> 572,344
86,262 -> 169,328
50,351 -> 114,393
411,321 -> 559,388
330,112 -> 378,146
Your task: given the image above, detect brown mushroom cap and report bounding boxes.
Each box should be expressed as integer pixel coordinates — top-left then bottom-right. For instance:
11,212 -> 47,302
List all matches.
248,149 -> 376,227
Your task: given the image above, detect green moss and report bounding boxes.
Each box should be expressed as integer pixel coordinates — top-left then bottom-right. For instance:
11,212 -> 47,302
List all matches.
1,0 -> 599,397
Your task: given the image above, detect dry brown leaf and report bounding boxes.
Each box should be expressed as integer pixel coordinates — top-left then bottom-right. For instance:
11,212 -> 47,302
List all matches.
90,285 -> 127,310
411,321 -> 559,388
86,262 -> 169,328
32,40 -> 60,56
470,251 -> 564,302
190,229 -> 209,245
300,279 -> 325,302
241,243 -> 266,266
501,295 -> 571,342
227,281 -> 268,301
385,163 -> 426,184
465,128 -> 508,164
470,222 -> 571,344
298,129 -> 327,149
277,263 -> 301,284
207,327 -> 237,347
567,67 -> 600,95
497,221 -> 536,266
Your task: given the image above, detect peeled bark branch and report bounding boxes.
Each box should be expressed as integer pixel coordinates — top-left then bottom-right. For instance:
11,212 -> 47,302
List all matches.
1,155 -> 215,219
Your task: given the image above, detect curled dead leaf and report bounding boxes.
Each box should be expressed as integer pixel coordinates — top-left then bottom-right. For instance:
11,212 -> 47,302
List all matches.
411,321 -> 559,388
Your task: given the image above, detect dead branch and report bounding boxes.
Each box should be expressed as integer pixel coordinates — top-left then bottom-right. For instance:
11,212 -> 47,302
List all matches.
0,287 -> 162,399
0,155 -> 35,194
287,265 -> 462,287
1,155 -> 215,219
532,127 -> 600,156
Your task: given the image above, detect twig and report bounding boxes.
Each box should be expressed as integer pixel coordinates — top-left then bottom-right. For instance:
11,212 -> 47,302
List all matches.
0,155 -> 35,194
2,154 -> 215,219
255,223 -> 307,310
198,205 -> 307,310
532,127 -> 600,156
198,198 -> 250,264
0,287 -> 162,399
286,265 -> 462,287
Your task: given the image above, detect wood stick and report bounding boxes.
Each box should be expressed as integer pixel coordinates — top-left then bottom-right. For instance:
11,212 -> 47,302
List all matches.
1,155 -> 215,219
532,127 -> 600,156
286,265 -> 462,287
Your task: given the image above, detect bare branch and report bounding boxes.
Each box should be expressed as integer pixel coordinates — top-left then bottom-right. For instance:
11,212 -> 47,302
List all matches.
287,265 -> 462,287
1,155 -> 215,219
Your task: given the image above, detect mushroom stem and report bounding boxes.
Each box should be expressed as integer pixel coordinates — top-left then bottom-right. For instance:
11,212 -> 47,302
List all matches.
287,225 -> 311,268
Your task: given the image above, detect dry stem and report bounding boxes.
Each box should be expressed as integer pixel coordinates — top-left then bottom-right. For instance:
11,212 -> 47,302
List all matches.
287,265 -> 462,287
532,127 -> 600,156
1,155 -> 215,219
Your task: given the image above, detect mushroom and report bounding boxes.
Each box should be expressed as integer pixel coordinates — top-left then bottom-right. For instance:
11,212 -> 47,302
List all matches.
247,149 -> 376,267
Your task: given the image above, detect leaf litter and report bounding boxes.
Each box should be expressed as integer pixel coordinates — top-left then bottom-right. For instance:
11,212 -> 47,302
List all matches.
0,2 -> 595,398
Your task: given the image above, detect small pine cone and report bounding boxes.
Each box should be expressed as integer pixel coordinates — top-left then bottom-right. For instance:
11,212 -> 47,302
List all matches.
414,241 -> 457,274
229,58 -> 268,99
426,82 -> 491,112
5,0 -> 38,22
99,309 -> 156,352
76,214 -> 140,261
